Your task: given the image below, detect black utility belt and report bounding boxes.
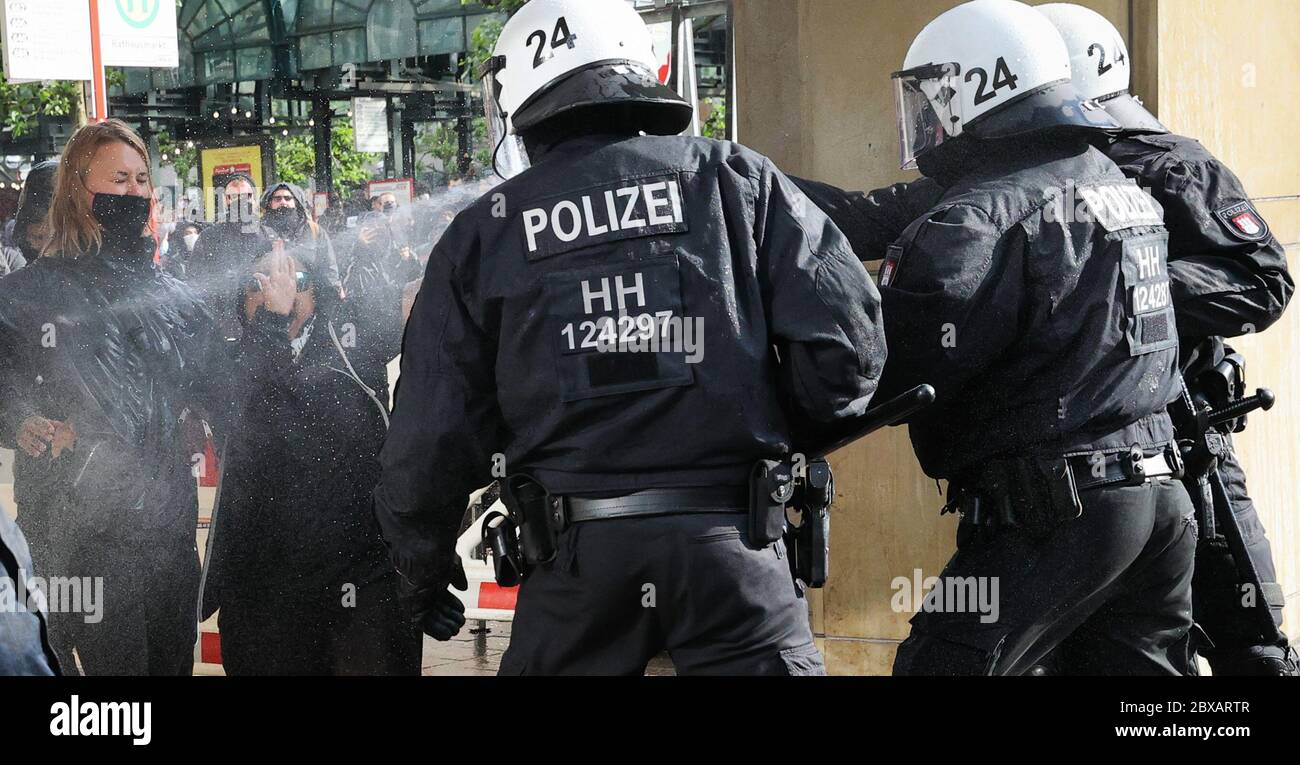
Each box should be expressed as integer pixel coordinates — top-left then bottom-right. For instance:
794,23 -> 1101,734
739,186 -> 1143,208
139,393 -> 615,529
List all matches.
561,486 -> 748,524
947,441 -> 1181,536
488,462 -> 834,590
1064,442 -> 1183,492
488,477 -> 752,588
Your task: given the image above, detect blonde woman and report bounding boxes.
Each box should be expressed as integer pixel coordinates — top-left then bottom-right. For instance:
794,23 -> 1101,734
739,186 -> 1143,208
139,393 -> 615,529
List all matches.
0,120 -> 289,674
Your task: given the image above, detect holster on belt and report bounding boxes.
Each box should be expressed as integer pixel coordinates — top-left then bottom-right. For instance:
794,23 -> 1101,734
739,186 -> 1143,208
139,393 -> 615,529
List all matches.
789,459 -> 832,588
749,457 -> 833,588
748,459 -> 793,548
482,509 -> 524,587
948,455 -> 1082,537
497,473 -> 560,579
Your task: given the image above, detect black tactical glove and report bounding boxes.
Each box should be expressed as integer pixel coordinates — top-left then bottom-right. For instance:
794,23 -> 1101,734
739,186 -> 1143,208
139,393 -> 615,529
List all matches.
399,557 -> 469,641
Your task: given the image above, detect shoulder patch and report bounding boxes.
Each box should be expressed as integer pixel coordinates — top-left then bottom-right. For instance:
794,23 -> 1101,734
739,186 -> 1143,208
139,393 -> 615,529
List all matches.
878,244 -> 904,288
1214,201 -> 1270,242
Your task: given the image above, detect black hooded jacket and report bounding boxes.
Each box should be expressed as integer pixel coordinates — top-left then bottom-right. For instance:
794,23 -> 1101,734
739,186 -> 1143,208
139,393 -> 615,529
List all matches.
259,182 -> 341,289
188,181 -> 340,342
797,135 -> 1181,479
794,130 -> 1294,395
0,236 -> 220,543
200,250 -> 405,616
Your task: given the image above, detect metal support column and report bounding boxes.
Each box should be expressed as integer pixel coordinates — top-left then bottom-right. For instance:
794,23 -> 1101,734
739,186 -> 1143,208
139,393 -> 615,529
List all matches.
311,96 -> 333,196
456,91 -> 472,176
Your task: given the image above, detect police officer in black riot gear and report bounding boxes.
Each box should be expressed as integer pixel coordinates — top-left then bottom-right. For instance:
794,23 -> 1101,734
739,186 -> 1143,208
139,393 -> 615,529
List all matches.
1038,3 -> 1296,676
372,0 -> 886,675
802,0 -> 1197,675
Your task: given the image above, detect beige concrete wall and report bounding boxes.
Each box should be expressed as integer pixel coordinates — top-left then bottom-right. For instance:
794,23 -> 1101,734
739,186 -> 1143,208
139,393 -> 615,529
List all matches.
1153,0 -> 1300,644
735,0 -> 1297,673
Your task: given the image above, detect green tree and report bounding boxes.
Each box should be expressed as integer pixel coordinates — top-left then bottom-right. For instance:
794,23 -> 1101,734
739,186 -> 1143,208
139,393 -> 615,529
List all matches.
273,118 -> 380,198
155,133 -> 197,186
415,118 -> 491,181
701,98 -> 726,140
462,0 -> 529,78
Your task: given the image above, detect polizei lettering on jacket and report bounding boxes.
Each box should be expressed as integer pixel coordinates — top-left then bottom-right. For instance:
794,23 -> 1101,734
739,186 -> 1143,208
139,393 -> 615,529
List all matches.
1076,182 -> 1164,232
520,173 -> 688,260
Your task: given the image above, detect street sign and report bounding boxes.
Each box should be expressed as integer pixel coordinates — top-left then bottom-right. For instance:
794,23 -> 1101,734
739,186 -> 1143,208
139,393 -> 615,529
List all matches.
366,178 -> 414,206
99,0 -> 179,68
1,0 -> 93,83
352,98 -> 390,154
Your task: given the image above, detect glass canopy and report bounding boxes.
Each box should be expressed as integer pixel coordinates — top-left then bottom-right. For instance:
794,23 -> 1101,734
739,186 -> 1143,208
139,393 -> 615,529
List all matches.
117,0 -> 501,94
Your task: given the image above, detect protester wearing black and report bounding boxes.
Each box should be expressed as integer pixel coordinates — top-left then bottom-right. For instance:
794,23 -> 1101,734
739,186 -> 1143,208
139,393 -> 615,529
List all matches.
0,125 -> 216,675
201,240 -> 417,674
0,160 -> 78,668
259,181 -> 341,292
162,221 -> 204,280
187,174 -> 280,341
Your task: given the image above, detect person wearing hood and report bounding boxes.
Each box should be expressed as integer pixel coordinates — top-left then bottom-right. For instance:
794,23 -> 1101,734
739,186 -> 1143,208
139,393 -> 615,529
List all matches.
0,120 -> 226,675
260,181 -> 341,296
199,224 -> 416,674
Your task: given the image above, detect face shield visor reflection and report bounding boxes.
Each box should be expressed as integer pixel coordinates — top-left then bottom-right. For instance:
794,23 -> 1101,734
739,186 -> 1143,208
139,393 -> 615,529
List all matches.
480,63 -> 531,181
892,63 -> 961,169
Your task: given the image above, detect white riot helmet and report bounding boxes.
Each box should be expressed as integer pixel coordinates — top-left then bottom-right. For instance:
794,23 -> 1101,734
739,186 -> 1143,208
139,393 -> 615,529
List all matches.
479,0 -> 693,178
891,0 -> 1119,168
1037,3 -> 1166,133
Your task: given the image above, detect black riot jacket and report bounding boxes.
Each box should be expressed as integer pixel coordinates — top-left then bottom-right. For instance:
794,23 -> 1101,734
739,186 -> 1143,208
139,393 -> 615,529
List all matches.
794,132 -> 1293,455
0,237 -> 217,536
798,136 -> 1181,479
1105,132 -> 1293,346
374,133 -> 886,585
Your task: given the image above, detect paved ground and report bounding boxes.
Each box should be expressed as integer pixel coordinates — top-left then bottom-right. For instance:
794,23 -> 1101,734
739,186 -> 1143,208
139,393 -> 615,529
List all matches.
422,620 -> 677,676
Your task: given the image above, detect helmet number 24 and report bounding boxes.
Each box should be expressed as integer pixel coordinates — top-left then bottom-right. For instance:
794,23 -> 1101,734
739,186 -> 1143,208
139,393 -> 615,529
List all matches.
1086,41 -> 1126,77
527,16 -> 578,68
965,56 -> 1019,106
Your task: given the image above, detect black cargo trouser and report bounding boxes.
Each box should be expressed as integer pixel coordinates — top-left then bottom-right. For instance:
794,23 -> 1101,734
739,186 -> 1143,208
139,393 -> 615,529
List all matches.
893,479 -> 1197,676
498,512 -> 825,676
1191,435 -> 1295,675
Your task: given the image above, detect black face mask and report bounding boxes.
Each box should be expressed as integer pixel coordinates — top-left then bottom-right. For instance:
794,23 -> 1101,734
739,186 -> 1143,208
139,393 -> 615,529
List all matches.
264,206 -> 299,236
92,193 -> 152,252
382,202 -> 396,214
